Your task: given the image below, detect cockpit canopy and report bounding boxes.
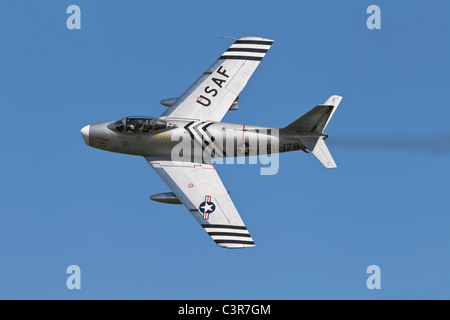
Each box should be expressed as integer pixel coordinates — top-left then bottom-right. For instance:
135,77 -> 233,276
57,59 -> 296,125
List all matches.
114,117 -> 176,133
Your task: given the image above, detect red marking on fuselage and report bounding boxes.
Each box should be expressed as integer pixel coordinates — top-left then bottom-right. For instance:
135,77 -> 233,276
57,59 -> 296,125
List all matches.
242,124 -> 246,142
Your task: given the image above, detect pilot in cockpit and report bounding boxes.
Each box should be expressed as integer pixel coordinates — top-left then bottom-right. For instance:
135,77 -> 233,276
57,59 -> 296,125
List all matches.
115,117 -> 176,134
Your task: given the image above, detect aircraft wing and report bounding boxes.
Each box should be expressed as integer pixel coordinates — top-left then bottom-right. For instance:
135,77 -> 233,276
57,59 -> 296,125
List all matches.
160,36 -> 274,122
145,157 -> 255,248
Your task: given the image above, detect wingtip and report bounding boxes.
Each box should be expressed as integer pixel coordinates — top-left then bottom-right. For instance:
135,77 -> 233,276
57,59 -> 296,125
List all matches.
238,36 -> 274,43
218,243 -> 256,249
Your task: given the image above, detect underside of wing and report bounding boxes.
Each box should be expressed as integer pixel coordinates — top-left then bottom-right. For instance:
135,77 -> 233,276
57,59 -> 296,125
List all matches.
160,36 -> 274,122
145,158 -> 255,249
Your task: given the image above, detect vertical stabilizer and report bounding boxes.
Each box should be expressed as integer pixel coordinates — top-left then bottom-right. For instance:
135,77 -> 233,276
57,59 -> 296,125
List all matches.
282,95 -> 342,168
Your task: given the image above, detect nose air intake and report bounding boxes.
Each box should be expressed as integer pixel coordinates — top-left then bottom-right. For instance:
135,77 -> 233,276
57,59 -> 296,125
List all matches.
81,125 -> 90,145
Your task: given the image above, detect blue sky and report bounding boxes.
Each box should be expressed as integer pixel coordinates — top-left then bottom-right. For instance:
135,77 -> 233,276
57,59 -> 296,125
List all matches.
1,0 -> 449,299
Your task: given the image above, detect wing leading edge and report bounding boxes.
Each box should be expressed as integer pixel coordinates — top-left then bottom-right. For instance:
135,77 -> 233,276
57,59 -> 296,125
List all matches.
160,36 -> 274,122
145,158 -> 255,249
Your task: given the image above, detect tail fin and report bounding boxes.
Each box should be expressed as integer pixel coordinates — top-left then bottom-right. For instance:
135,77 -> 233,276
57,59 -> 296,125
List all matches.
282,95 -> 342,169
283,95 -> 342,134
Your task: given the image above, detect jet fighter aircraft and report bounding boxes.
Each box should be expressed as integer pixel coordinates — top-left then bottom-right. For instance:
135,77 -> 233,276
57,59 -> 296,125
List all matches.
81,37 -> 342,249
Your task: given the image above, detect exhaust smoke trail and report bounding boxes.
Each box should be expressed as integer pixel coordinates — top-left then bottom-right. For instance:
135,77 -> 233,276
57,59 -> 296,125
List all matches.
328,133 -> 450,155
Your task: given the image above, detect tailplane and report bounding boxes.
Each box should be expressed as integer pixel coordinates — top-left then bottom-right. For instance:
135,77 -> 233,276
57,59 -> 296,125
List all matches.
298,136 -> 337,168
281,95 -> 342,168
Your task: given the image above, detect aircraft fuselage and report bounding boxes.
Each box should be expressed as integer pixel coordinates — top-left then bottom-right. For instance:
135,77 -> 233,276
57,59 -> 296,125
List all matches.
81,118 -> 306,159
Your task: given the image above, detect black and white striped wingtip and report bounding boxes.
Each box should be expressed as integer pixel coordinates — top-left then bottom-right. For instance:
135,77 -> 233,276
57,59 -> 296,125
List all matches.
201,224 -> 255,249
219,36 -> 274,62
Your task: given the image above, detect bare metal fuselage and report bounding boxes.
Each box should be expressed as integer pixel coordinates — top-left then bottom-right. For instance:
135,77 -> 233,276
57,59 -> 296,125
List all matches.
82,119 -> 306,159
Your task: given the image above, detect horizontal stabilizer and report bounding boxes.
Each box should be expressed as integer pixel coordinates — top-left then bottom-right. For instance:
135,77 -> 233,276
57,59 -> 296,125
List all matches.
299,136 -> 337,168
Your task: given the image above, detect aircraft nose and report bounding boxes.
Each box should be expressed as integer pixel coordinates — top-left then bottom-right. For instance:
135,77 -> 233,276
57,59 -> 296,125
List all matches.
81,125 -> 90,145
